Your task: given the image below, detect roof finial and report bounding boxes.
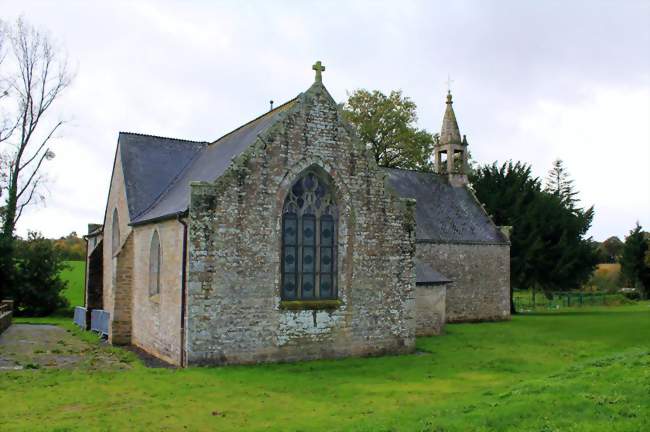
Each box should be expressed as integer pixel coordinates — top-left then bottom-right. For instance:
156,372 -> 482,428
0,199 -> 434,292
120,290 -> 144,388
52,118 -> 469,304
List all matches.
445,74 -> 454,104
440,89 -> 461,145
446,74 -> 454,93
312,60 -> 326,83
269,100 -> 274,111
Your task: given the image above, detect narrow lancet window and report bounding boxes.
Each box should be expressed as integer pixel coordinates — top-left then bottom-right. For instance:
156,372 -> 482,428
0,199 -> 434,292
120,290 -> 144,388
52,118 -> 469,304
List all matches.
111,209 -> 120,256
281,171 -> 337,300
149,230 -> 161,296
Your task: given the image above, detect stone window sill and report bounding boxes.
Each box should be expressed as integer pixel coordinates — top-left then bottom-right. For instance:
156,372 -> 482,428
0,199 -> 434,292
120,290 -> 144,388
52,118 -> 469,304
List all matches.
280,299 -> 342,311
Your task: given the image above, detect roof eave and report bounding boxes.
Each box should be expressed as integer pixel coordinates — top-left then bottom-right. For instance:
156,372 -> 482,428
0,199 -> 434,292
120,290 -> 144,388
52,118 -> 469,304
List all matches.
416,238 -> 509,246
129,209 -> 189,227
416,280 -> 452,286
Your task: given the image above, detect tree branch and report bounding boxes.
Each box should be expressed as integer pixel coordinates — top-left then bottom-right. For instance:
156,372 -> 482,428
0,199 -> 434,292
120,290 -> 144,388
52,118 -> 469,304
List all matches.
14,177 -> 40,224
16,149 -> 48,201
19,120 -> 62,171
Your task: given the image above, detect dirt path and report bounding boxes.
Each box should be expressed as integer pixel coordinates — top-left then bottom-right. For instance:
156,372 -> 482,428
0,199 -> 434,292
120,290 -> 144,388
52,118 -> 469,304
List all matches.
0,324 -> 131,371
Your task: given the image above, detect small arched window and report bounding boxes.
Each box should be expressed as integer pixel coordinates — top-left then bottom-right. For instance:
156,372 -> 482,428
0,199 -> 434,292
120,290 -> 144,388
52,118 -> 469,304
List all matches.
149,230 -> 161,296
111,209 -> 120,256
281,171 -> 337,300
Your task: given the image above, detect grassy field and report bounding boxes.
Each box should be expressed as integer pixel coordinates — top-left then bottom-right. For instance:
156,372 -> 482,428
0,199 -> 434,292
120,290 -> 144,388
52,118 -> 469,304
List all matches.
1,303 -> 649,431
60,260 -> 85,307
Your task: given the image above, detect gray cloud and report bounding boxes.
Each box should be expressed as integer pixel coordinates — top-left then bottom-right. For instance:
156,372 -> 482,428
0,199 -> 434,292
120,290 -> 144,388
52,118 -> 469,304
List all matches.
4,0 -> 649,241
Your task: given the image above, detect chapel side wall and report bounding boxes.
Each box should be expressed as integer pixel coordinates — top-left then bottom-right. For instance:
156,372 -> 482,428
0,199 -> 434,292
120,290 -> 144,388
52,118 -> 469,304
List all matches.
131,220 -> 184,365
101,147 -> 132,320
187,85 -> 416,366
416,243 -> 510,322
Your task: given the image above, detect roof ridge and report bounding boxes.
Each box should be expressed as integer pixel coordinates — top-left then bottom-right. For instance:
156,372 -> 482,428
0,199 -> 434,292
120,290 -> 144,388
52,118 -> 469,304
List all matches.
119,131 -> 209,144
208,97 -> 298,146
382,166 -> 440,175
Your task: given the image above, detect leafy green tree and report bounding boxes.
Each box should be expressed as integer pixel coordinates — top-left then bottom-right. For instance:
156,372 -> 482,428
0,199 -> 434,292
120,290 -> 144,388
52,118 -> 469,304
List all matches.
620,223 -> 650,299
472,161 -> 598,309
10,231 -> 69,316
528,191 -> 598,294
598,236 -> 624,263
342,89 -> 435,171
471,161 -> 540,312
54,231 -> 86,260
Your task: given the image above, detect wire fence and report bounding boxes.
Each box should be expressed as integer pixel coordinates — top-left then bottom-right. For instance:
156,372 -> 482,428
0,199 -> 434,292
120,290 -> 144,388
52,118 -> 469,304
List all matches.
513,290 -> 629,312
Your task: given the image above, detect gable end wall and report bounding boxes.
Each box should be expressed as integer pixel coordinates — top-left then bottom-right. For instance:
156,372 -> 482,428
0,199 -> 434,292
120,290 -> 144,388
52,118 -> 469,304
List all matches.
186,84 -> 416,365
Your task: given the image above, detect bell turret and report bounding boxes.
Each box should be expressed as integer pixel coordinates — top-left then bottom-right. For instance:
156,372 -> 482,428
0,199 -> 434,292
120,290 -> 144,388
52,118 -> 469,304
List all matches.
434,91 -> 468,187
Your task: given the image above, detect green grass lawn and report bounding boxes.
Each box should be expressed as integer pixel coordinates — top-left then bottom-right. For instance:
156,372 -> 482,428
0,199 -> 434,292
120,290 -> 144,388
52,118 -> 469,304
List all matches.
60,260 -> 85,308
1,304 -> 649,431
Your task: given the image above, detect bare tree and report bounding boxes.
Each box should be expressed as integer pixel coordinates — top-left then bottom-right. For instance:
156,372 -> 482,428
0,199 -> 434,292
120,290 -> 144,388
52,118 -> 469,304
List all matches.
0,18 -> 71,239
0,20 -> 12,207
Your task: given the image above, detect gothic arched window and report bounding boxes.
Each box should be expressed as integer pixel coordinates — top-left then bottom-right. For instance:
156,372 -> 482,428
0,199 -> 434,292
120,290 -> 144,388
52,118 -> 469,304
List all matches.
111,208 -> 120,256
149,230 -> 161,296
281,171 -> 337,300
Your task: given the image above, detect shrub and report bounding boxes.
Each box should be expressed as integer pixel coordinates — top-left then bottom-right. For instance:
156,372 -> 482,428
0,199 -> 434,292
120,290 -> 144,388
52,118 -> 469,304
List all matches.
620,290 -> 641,301
10,231 -> 69,316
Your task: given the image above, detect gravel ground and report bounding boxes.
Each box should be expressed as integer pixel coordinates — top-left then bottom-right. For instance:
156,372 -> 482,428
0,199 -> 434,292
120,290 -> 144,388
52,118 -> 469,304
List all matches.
0,324 -> 131,371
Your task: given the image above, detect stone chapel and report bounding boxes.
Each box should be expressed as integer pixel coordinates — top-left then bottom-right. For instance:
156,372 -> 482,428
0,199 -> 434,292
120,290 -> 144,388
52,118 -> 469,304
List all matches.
82,62 -> 510,366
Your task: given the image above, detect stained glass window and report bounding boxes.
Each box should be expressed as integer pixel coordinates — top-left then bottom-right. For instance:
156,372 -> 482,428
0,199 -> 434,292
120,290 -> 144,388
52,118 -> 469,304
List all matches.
281,171 -> 337,300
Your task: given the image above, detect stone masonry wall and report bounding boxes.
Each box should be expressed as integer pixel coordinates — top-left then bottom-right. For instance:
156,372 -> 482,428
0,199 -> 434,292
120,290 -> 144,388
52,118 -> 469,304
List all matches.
416,243 -> 510,322
131,220 -> 184,365
109,232 -> 134,345
415,285 -> 446,336
102,146 -> 132,324
187,83 -> 416,365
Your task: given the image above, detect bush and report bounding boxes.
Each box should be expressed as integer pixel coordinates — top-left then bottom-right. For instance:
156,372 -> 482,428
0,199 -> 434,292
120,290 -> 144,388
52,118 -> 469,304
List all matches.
10,231 -> 69,316
0,234 -> 15,301
621,290 -> 641,301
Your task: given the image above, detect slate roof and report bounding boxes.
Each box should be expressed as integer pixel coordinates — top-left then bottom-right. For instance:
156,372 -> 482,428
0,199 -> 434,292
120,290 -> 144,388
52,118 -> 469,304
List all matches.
116,97 -> 505,246
382,168 -> 508,244
415,258 -> 451,285
122,99 -> 296,224
119,133 -> 207,220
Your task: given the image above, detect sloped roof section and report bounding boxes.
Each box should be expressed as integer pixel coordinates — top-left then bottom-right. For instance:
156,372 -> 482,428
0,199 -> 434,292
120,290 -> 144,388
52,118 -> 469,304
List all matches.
415,258 -> 451,285
130,98 -> 297,224
119,133 -> 207,220
382,168 -> 508,244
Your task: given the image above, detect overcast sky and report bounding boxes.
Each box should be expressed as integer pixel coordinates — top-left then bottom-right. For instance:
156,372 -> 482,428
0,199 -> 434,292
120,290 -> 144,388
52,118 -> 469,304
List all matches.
3,0 -> 649,241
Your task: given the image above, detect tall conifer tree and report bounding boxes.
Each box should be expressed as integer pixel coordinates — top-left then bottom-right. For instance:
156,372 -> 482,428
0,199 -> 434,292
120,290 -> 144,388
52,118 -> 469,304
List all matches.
620,223 -> 650,299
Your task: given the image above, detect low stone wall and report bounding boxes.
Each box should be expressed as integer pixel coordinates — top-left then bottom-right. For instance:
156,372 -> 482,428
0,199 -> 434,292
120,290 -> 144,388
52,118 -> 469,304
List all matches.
0,300 -> 13,335
415,285 -> 446,336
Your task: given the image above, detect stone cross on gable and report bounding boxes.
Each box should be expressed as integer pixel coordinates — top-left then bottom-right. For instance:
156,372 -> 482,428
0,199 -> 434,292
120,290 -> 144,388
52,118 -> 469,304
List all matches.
313,61 -> 326,83
446,74 -> 454,93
